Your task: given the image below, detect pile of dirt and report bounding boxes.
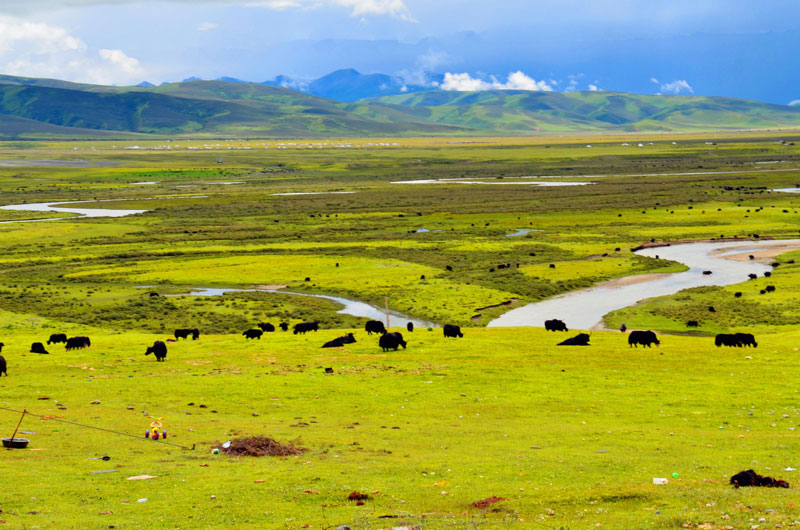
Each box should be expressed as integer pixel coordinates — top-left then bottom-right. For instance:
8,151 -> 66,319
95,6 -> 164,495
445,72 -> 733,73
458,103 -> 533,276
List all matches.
216,436 -> 306,457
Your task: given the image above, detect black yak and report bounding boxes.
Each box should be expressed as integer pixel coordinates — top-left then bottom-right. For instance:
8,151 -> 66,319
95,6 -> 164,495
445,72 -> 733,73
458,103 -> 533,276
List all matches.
279,322 -> 289,331
407,322 -> 414,332
0,355 -> 6,376
294,322 -> 319,334
379,332 -> 407,351
47,333 -> 67,345
628,330 -> 660,348
557,333 -> 590,346
30,342 -> 48,354
730,469 -> 789,488
145,341 -> 167,362
174,328 -> 200,340
544,319 -> 568,332
257,322 -> 275,332
322,333 -> 356,348
243,329 -> 263,340
365,320 -> 386,335
65,336 -> 91,351
443,324 -> 463,338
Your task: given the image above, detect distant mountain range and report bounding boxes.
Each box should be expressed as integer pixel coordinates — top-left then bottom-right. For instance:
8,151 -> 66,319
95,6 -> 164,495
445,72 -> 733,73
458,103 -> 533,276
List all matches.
138,69 -> 438,101
1,73 -> 800,139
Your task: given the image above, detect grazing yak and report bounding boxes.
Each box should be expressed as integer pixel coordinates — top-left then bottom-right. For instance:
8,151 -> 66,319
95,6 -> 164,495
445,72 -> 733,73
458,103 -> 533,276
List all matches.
65,336 -> 91,351
145,341 -> 167,362
558,333 -> 590,346
407,322 -> 414,332
243,329 -> 263,340
279,322 -> 289,332
294,322 -> 319,335
730,469 -> 789,488
686,320 -> 699,327
174,328 -> 200,340
365,320 -> 386,335
443,324 -> 463,338
628,330 -> 660,348
379,332 -> 407,351
715,333 -> 757,348
257,322 -> 275,332
30,342 -> 48,354
0,355 -> 6,376
47,333 -> 67,345
619,323 -> 627,332
766,285 -> 776,292
544,319 -> 568,332
748,273 -> 758,280
322,333 -> 356,348
0,342 -> 4,353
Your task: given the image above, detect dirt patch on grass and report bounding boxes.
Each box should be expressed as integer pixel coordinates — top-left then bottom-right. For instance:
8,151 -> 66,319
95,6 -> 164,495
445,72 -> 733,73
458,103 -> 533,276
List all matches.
216,436 -> 306,457
471,496 -> 507,509
255,284 -> 288,290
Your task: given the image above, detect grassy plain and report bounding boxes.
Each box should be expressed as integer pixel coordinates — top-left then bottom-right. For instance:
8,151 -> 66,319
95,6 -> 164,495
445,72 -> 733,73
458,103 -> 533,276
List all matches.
0,133 -> 800,528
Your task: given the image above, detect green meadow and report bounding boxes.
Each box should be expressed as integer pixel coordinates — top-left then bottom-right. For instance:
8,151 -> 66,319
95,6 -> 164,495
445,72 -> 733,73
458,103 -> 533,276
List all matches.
1,133 -> 800,528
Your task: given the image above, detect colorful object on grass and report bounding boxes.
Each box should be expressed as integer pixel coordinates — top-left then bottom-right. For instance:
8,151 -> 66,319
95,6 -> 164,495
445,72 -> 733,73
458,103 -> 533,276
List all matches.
144,418 -> 167,440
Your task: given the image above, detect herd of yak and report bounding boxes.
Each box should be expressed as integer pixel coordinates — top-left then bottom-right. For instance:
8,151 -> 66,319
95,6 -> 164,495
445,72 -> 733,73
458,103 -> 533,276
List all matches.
0,315 -> 757,375
544,318 -> 757,349
0,320 -> 465,373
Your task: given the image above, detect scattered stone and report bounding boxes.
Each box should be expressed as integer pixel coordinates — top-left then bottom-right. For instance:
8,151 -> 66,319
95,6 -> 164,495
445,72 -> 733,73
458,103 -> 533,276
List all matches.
91,400 -> 101,405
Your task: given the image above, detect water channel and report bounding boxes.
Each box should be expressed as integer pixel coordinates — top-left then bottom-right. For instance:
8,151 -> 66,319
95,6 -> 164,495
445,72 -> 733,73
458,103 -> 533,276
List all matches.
488,239 -> 800,330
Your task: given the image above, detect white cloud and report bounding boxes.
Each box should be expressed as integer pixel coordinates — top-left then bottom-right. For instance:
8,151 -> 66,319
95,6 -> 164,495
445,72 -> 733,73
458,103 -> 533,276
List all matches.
651,77 -> 694,94
0,0 -> 417,21
197,21 -> 218,31
441,71 -> 553,92
0,15 -> 145,85
99,49 -> 142,75
588,84 -> 600,91
235,0 -> 415,20
330,0 -> 416,22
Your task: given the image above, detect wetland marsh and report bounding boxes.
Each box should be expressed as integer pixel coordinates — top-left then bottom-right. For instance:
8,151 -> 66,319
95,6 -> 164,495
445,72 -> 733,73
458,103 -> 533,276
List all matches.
2,133 -> 800,528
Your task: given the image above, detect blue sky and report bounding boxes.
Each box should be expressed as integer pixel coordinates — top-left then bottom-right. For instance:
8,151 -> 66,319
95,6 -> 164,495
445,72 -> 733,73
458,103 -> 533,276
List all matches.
0,1 -> 798,103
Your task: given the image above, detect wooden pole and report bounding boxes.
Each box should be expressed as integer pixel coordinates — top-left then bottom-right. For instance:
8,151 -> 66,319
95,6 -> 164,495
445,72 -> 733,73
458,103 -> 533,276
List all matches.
9,409 -> 25,442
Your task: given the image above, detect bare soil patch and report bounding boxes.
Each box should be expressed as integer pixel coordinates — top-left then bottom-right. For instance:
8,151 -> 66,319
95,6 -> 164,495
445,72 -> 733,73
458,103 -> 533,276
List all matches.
216,436 -> 305,457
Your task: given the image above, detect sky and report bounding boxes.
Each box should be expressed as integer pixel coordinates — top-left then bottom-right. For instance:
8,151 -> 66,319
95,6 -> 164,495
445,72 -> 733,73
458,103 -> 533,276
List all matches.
0,0 -> 799,103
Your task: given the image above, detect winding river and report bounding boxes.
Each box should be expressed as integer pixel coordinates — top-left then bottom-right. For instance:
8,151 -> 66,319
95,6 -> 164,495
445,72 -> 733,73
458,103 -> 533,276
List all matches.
160,287 -> 438,329
488,239 -> 800,330
5,199 -> 799,331
0,199 -> 148,223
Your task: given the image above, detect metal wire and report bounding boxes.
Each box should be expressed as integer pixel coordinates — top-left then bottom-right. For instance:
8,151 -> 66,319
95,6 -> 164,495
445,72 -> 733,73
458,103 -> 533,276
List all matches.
0,405 -> 192,450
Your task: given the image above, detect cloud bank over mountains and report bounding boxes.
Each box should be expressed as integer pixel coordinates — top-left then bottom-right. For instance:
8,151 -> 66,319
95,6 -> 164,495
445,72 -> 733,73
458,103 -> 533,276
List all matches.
0,1 -> 797,103
440,71 -> 553,92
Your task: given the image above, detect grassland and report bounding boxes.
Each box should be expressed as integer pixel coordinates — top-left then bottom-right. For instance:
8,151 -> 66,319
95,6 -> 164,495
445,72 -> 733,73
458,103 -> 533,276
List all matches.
1,133 -> 800,528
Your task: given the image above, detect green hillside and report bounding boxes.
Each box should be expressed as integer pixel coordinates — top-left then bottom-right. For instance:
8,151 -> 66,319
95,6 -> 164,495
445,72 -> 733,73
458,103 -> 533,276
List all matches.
0,82 -> 463,138
1,73 -> 800,138
363,90 -> 800,132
